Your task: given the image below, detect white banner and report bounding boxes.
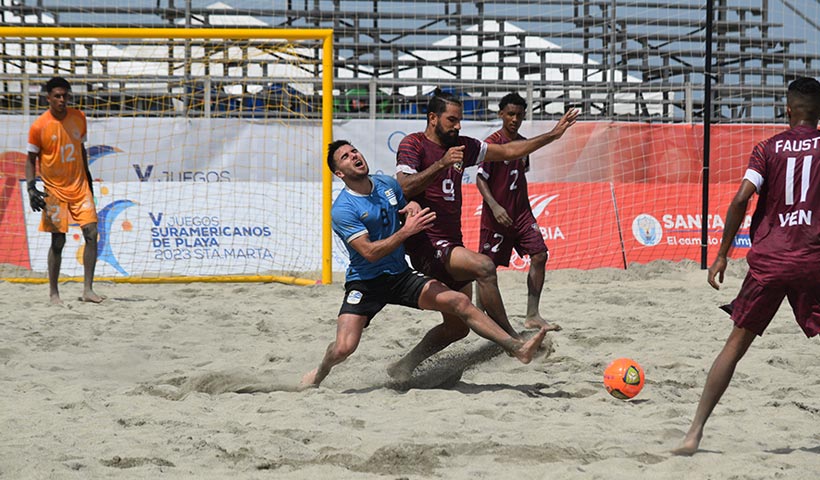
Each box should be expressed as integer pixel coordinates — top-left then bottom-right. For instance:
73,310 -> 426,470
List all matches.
7,116 -> 577,277
1,116 -> 505,184
20,181 -> 350,277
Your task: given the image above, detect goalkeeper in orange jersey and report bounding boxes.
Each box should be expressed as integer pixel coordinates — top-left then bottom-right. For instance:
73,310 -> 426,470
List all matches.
25,76 -> 103,304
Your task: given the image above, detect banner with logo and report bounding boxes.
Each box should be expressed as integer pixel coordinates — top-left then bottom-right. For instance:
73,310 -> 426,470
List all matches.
1,116 -> 779,275
0,115 -> 502,184
616,183 -> 756,266
2,116 -> 783,184
0,116 -> 325,183
461,183 -> 625,270
20,181 -> 331,277
11,179 -> 758,277
461,182 -> 756,272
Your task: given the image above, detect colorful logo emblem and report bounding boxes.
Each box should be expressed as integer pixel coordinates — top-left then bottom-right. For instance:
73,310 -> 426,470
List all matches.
96,199 -> 137,275
632,214 -> 663,246
347,290 -> 363,305
87,145 -> 123,167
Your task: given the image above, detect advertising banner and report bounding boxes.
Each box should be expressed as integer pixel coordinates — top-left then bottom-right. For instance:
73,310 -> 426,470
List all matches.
0,118 -> 777,276
1,117 -> 783,184
616,183 -> 756,266
0,115 -> 324,183
20,181 -> 327,277
461,182 -> 625,271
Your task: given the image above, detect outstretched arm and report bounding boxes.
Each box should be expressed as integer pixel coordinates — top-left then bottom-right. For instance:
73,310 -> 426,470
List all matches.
484,108 -> 579,162
476,175 -> 512,227
708,179 -> 756,290
349,206 -> 436,263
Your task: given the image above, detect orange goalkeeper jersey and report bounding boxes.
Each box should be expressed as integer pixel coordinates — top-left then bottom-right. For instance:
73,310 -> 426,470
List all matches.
27,108 -> 89,203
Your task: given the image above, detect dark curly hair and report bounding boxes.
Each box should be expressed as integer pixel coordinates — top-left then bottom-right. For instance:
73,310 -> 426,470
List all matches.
44,76 -> 71,93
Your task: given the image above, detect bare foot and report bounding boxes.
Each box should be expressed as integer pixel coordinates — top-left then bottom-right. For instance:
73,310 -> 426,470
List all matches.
49,293 -> 63,305
386,360 -> 414,383
81,290 -> 105,303
538,332 -> 554,357
511,327 -> 548,364
298,369 -> 320,391
524,315 -> 562,332
671,432 -> 702,456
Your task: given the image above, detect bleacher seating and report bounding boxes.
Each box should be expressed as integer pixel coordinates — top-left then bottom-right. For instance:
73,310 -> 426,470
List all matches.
1,0 -> 819,123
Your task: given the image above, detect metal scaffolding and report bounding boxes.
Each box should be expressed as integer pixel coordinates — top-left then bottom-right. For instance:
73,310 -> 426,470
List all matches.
2,0 -> 819,122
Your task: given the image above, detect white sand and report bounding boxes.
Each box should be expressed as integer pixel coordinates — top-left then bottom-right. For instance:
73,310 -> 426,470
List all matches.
1,259 -> 818,479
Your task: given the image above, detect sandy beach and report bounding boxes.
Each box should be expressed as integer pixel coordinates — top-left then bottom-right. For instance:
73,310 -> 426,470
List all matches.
1,259 -> 818,479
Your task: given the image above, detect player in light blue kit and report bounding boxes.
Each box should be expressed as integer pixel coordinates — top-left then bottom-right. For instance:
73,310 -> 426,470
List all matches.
299,140 -> 547,389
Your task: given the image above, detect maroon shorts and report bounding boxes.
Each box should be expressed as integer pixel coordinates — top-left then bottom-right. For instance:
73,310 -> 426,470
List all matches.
406,236 -> 471,292
728,270 -> 820,337
478,214 -> 548,267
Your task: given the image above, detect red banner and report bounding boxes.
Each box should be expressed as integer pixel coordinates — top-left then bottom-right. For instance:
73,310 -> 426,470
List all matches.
462,182 -> 757,272
616,183 -> 756,266
525,122 -> 786,184
462,183 -> 625,270
0,151 -> 30,268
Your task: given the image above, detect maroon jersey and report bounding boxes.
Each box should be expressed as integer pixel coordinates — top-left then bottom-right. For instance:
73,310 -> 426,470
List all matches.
477,130 -> 532,230
396,132 -> 487,245
744,124 -> 820,284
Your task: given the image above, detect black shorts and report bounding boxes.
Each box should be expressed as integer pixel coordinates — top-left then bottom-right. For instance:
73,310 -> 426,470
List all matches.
339,269 -> 433,326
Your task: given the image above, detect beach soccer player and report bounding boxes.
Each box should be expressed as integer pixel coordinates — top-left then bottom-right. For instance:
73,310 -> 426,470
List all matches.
25,76 -> 102,304
299,140 -> 547,389
476,92 -> 558,331
673,77 -> 820,455
386,89 -> 576,377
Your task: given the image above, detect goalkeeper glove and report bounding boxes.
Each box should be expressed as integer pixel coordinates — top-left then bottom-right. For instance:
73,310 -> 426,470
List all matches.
27,180 -> 47,212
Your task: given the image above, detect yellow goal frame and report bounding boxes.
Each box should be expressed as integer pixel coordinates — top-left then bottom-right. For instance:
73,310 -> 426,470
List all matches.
0,26 -> 334,286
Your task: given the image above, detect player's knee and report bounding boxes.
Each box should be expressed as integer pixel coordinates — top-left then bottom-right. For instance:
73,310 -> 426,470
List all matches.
334,340 -> 359,360
82,224 -> 98,244
51,235 -> 66,251
445,296 -> 475,339
474,257 -> 498,282
448,291 -> 474,315
531,251 -> 548,266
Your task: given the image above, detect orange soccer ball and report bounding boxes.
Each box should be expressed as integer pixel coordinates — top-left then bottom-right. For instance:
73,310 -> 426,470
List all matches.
603,358 -> 645,400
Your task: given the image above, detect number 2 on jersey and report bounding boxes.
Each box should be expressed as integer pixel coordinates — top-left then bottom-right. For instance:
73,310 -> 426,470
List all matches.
509,169 -> 519,191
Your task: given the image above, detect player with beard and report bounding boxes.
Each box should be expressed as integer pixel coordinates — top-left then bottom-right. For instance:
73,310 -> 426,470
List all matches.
299,140 -> 547,389
387,88 -> 577,381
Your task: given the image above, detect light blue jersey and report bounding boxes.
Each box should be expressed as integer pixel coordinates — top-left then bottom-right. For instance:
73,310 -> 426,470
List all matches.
332,175 -> 409,281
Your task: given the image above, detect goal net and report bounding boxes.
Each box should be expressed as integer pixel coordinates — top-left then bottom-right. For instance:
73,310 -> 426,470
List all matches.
0,26 -> 334,285
428,1 -> 817,271
2,1 -> 815,280
311,0 -> 814,273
